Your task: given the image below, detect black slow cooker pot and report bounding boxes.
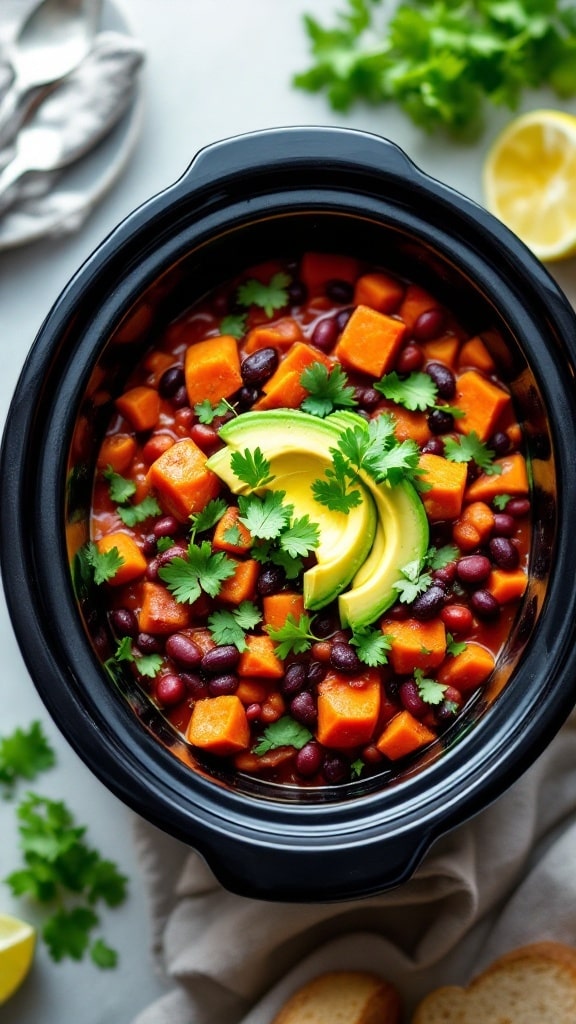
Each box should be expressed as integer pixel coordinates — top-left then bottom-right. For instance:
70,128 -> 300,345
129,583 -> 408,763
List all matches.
2,127 -> 576,902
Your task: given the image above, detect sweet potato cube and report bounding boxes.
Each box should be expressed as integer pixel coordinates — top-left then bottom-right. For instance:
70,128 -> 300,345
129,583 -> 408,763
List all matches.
422,333 -> 461,368
418,453 -> 468,522
217,558 -> 259,605
376,710 -> 436,760
244,317 -> 304,354
184,334 -> 243,406
487,568 -> 528,604
96,532 -> 147,586
262,592 -> 305,633
458,335 -> 496,373
353,272 -> 404,314
316,669 -> 381,748
254,342 -> 332,410
115,386 -> 160,432
187,695 -> 250,755
334,304 -> 406,378
212,507 -> 253,555
382,617 -> 447,675
138,581 -> 191,633
465,453 -> 529,502
437,642 -> 496,693
299,252 -> 360,296
238,635 -> 284,679
97,434 -> 137,474
147,438 -> 221,521
455,369 -> 511,441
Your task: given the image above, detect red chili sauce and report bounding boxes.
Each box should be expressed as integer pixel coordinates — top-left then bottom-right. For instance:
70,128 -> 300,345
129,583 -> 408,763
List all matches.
89,252 -> 531,787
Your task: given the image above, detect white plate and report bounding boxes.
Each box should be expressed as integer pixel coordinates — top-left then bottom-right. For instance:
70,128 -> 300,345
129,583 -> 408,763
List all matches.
0,0 -> 144,250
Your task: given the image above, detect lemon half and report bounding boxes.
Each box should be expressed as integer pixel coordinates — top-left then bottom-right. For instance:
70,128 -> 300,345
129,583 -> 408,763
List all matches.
0,914 -> 36,1004
483,109 -> 576,262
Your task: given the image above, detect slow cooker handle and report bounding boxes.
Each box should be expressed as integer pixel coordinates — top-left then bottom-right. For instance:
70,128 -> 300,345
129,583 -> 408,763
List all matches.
169,126 -> 426,200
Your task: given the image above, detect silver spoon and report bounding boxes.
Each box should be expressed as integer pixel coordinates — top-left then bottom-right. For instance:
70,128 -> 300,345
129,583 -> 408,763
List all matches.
0,0 -> 102,150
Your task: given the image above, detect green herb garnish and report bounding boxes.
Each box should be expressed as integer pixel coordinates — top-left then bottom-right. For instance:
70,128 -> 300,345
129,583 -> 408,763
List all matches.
444,431 -> 502,474
208,601 -> 262,651
159,539 -> 236,604
0,721 -> 55,797
253,716 -> 313,755
300,361 -> 358,417
236,272 -> 292,318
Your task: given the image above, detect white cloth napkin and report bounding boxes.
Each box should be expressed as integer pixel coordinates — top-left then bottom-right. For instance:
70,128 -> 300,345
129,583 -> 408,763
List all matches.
130,710 -> 576,1024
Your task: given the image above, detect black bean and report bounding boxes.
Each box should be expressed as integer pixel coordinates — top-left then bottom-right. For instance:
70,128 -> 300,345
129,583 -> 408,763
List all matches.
295,741 -> 324,778
201,645 -> 240,674
137,632 -> 163,655
158,365 -> 185,398
335,307 -> 353,333
237,385 -> 261,409
311,609 -> 340,638
165,633 -> 203,667
208,674 -> 238,696
281,662 -> 307,696
456,554 -> 491,585
257,565 -> 286,596
470,589 -> 500,619
172,385 -> 189,408
241,347 -> 279,386
325,279 -> 354,304
427,408 -> 454,434
306,660 -> 325,686
290,691 -> 317,727
110,608 -> 138,637
311,317 -> 338,352
330,643 -> 362,673
288,280 -> 307,305
426,361 -> 456,399
489,536 -> 520,570
488,431 -> 511,456
411,585 -> 446,620
421,438 -> 445,457
322,753 -> 349,784
354,386 -> 381,411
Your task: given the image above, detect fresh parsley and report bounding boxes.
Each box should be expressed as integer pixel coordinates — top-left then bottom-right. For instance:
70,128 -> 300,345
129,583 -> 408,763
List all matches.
0,721 -> 55,797
253,716 -> 313,755
300,362 -> 358,417
444,431 -> 502,474
236,272 -> 292,318
159,539 -> 236,604
294,0 -> 576,139
349,626 -> 391,667
208,601 -> 262,650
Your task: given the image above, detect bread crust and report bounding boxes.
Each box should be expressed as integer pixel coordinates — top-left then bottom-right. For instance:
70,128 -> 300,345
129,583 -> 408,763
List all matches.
270,970 -> 402,1024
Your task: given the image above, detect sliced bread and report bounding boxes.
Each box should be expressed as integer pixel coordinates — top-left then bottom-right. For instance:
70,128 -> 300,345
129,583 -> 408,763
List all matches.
270,969 -> 402,1024
412,941 -> 576,1024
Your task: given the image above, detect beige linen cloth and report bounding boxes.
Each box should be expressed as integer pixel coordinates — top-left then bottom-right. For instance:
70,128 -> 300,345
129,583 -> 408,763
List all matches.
131,711 -> 576,1024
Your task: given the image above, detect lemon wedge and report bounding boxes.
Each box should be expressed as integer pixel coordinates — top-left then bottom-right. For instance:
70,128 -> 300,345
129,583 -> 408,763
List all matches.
483,109 -> 576,262
0,914 -> 36,1004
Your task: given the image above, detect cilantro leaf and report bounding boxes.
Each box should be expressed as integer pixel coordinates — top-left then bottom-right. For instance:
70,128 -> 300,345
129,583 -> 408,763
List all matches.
230,447 -> 274,489
238,490 -> 293,540
43,907 -> 99,962
414,668 -> 447,706
493,493 -> 512,510
278,515 -> 320,558
0,721 -> 55,795
266,613 -> 318,659
393,557 -> 433,604
253,716 -> 313,755
102,466 -> 136,504
91,938 -> 119,969
159,539 -> 236,603
189,498 -> 228,539
194,397 -> 235,425
311,450 -> 363,513
446,634 -> 467,657
349,627 -> 391,667
208,602 -> 262,650
444,431 -> 502,474
375,370 -> 438,411
220,313 -> 247,339
426,544 -> 459,570
351,758 -> 365,779
300,362 -> 358,417
236,272 -> 292,318
117,495 -> 162,527
85,541 -> 124,585
108,637 -> 162,679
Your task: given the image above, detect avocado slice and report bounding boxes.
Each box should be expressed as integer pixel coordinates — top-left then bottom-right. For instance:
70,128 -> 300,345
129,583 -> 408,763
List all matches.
207,420 -> 377,608
207,409 -> 428,625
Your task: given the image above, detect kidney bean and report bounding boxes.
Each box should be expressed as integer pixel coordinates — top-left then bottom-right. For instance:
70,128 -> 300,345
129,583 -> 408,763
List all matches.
245,703 -> 262,723
201,645 -> 240,674
322,753 -> 349,784
295,741 -> 324,778
153,515 -> 180,538
241,347 -> 279,386
399,679 -> 428,717
310,640 -> 332,663
288,280 -> 307,305
166,633 -> 203,667
190,423 -> 219,453
427,408 -> 454,434
412,308 -> 446,341
306,660 -> 325,686
208,674 -> 238,696
326,279 -> 354,304
172,385 -> 189,409
174,406 -> 194,433
257,565 -> 286,596
354,386 -> 381,411
289,691 -> 317,727
142,434 -> 174,464
421,438 -> 445,457
181,672 -> 208,699
488,431 -> 511,456
493,513 -> 516,537
436,699 -> 459,723
155,673 -> 186,706
158,365 -> 185,398
489,536 -> 520,570
335,307 -> 353,333
396,343 -> 424,374
311,317 -> 338,352
411,585 -> 446,621
505,497 -> 530,518
361,744 -> 383,765
142,534 -> 157,557
110,608 -> 138,637
330,643 -> 362,673
470,589 -> 500,619
281,662 -> 307,696
426,361 -> 456,399
456,554 -> 491,585
137,632 -> 163,655
440,604 -> 473,633
433,562 -> 457,586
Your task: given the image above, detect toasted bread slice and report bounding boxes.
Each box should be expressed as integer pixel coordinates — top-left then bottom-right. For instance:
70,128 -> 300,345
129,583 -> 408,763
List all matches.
412,941 -> 576,1024
270,970 -> 402,1024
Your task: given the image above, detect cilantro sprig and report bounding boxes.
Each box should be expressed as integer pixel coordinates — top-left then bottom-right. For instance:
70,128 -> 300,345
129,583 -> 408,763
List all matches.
349,626 -> 392,667
266,612 -> 320,659
300,362 -> 358,417
102,467 -> 161,526
208,601 -> 262,651
84,541 -> 124,586
375,371 -> 463,419
253,716 -> 313,755
194,397 -> 237,425
0,721 -> 55,797
393,544 -> 458,604
107,636 -> 163,679
159,539 -> 236,604
444,431 -> 502,474
230,447 -> 274,489
414,668 -> 447,706
236,272 -> 292,318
